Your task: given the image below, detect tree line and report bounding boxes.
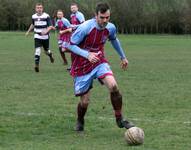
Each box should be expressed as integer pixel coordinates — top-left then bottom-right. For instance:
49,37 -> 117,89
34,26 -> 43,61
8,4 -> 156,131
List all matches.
0,0 -> 191,34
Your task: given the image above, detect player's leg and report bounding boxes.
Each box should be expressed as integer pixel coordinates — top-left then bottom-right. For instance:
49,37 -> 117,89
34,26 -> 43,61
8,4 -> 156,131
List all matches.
59,47 -> 68,65
34,38 -> 42,72
76,92 -> 90,131
42,39 -> 54,63
74,72 -> 94,131
62,41 -> 72,71
101,75 -> 121,118
96,63 -> 134,129
58,40 -> 68,65
101,75 -> 134,129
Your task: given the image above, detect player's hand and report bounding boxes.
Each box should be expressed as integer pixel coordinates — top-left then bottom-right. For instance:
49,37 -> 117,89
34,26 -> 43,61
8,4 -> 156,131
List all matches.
120,58 -> 129,70
68,28 -> 72,32
51,26 -> 56,30
59,30 -> 63,35
88,52 -> 100,63
41,29 -> 48,35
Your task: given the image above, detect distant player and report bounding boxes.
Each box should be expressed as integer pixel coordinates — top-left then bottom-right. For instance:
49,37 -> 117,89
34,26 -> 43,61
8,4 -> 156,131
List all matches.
25,3 -> 54,72
68,2 -> 134,132
55,10 -> 72,65
70,3 -> 85,30
68,3 -> 85,71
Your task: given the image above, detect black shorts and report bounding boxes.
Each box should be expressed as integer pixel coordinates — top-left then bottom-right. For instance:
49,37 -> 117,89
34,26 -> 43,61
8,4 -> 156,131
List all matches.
34,38 -> 49,51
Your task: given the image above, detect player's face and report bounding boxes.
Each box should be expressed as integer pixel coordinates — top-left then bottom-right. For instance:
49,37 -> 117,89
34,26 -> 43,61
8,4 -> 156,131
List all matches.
71,5 -> 78,13
57,11 -> 63,19
35,5 -> 43,15
96,10 -> 110,29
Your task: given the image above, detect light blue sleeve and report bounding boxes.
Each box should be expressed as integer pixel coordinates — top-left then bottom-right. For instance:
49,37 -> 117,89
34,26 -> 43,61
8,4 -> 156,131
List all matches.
77,12 -> 85,23
107,23 -> 126,59
70,23 -> 88,44
110,38 -> 126,59
67,22 -> 90,58
62,18 -> 71,28
108,23 -> 117,40
68,45 -> 89,58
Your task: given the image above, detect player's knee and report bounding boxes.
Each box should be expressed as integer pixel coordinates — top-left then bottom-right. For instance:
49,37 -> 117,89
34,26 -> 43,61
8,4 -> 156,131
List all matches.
80,95 -> 90,107
110,84 -> 119,92
81,99 -> 89,107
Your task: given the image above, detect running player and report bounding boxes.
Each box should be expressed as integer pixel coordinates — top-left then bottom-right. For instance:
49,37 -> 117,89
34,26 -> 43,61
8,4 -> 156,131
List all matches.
70,3 -> 85,30
25,3 -> 54,72
55,10 -> 72,65
68,2 -> 134,132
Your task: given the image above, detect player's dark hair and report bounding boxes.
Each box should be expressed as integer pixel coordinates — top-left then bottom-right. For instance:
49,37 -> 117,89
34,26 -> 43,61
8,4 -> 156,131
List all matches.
36,3 -> 43,6
57,9 -> 64,16
57,9 -> 63,13
96,2 -> 110,14
71,3 -> 78,7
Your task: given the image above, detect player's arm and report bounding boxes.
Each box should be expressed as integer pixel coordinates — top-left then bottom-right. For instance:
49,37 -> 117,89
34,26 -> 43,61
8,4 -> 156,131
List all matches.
60,28 -> 72,34
25,24 -> 34,36
71,12 -> 85,30
68,44 -> 89,58
110,39 -> 128,69
71,24 -> 79,30
109,24 -> 128,69
59,19 -> 72,34
68,44 -> 99,63
77,12 -> 85,24
41,15 -> 55,35
41,26 -> 55,35
67,24 -> 99,63
110,38 -> 126,59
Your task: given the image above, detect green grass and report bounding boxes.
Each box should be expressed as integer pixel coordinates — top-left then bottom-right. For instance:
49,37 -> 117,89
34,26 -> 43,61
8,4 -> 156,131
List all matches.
0,32 -> 191,150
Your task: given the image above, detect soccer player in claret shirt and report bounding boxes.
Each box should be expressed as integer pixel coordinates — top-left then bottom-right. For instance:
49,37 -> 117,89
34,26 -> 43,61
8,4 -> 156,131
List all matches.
68,2 -> 135,132
55,10 -> 72,65
68,3 -> 85,71
70,3 -> 85,30
25,3 -> 54,72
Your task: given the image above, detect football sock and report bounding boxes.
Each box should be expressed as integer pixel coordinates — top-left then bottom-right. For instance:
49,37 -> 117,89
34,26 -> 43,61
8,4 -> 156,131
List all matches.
35,55 -> 40,65
77,102 -> 87,123
110,90 -> 122,119
59,47 -> 62,52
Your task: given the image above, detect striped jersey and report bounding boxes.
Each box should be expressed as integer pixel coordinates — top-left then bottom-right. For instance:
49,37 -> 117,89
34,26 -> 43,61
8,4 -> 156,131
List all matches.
32,12 -> 52,40
70,18 -> 117,77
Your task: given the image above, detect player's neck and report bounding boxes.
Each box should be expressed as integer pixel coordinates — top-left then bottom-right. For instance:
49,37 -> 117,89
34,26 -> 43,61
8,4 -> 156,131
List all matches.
95,20 -> 106,30
37,12 -> 43,16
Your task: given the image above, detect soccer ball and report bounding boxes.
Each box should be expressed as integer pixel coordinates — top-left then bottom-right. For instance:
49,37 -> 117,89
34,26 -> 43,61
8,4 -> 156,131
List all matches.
124,127 -> 144,145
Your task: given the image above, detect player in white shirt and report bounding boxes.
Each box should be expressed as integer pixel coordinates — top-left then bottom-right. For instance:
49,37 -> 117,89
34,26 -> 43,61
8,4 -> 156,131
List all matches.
25,3 -> 54,72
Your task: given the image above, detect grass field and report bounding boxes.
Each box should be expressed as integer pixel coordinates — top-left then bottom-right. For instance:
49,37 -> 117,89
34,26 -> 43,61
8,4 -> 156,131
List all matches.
0,32 -> 191,150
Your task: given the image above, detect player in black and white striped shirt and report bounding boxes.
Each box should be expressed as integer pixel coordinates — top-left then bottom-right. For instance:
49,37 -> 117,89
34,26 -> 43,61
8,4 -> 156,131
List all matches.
26,3 -> 54,72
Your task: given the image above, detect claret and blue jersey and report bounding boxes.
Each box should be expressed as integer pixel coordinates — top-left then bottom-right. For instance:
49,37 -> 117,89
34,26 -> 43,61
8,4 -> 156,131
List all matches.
55,17 -> 71,31
70,11 -> 85,25
55,17 -> 71,40
68,18 -> 126,77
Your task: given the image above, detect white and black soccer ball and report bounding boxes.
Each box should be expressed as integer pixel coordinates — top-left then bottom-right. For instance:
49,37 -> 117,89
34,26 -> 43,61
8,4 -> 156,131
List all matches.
124,127 -> 144,145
